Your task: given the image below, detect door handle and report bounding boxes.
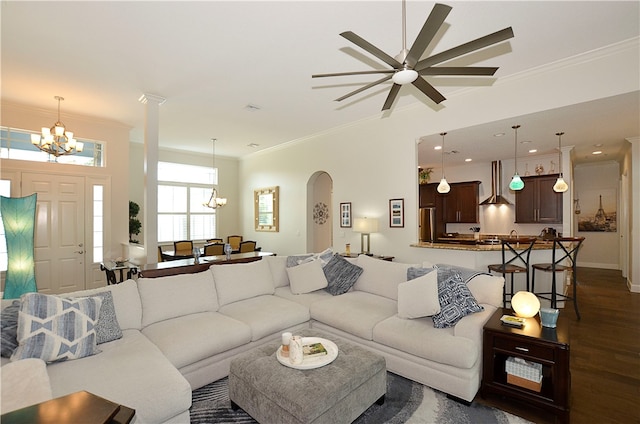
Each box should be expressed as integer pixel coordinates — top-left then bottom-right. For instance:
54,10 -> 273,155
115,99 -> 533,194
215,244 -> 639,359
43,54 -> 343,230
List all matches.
74,250 -> 85,254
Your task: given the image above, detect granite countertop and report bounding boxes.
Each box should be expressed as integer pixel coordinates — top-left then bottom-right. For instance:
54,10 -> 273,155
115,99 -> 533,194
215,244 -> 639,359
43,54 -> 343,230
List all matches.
411,237 -> 554,251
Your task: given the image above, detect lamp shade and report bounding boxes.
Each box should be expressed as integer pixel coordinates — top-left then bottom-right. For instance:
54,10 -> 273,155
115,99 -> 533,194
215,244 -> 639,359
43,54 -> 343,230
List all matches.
392,69 -> 419,85
511,291 -> 540,318
437,178 -> 450,193
509,174 -> 525,191
353,217 -> 379,233
553,176 -> 569,193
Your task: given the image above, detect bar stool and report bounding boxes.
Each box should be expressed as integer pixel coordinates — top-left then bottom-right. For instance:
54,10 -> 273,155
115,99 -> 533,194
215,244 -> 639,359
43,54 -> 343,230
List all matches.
487,237 -> 537,308
531,237 -> 585,320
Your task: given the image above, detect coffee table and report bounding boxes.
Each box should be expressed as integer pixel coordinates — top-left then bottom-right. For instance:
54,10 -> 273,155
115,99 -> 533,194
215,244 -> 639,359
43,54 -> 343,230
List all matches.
229,330 -> 386,424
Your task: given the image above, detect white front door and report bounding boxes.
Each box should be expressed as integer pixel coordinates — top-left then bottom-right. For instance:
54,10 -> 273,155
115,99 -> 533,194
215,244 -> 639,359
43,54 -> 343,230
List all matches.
22,173 -> 86,294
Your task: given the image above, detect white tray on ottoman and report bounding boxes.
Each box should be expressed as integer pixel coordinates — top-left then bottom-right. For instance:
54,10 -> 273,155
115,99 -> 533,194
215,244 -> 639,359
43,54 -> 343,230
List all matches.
229,330 -> 386,424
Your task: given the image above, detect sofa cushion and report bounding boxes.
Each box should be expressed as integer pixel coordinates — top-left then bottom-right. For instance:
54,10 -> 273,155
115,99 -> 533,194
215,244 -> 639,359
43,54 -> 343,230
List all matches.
397,268 -> 440,319
286,259 -> 328,294
274,286 -> 334,307
432,270 -> 484,328
138,269 -> 218,327
467,274 -> 504,308
65,279 -> 142,331
142,312 -> 252,369
323,254 -> 363,295
373,315 -> 478,369
219,295 -> 310,341
46,330 -> 192,424
265,255 -> 290,288
310,291 -> 397,340
12,293 -> 102,363
212,260 -> 275,306
1,358 -> 52,414
353,254 -> 413,300
1,300 -> 21,357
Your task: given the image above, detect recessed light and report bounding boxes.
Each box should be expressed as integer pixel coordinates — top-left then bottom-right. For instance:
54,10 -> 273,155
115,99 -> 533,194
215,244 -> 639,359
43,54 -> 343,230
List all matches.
528,149 -> 537,153
494,133 -> 505,137
244,104 -> 261,112
520,140 -> 531,144
247,143 -> 260,148
434,145 -> 442,150
594,143 -> 603,147
465,158 -> 472,162
592,151 -> 603,155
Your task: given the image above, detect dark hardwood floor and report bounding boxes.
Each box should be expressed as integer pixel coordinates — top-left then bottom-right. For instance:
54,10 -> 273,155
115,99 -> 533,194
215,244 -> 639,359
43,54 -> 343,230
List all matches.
475,267 -> 640,424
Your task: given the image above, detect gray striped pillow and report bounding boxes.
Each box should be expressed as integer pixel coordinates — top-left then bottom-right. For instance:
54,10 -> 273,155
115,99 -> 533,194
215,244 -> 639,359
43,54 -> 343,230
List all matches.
323,254 -> 363,295
11,293 -> 102,363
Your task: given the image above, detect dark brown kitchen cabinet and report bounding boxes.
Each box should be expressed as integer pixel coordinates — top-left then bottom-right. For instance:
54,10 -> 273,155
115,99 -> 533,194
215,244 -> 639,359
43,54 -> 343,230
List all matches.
515,175 -> 562,223
419,183 -> 437,208
443,181 -> 480,223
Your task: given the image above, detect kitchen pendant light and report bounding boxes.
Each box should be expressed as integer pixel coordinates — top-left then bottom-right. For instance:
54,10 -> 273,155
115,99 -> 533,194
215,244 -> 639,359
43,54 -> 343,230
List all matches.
553,132 -> 569,193
437,132 -> 450,193
508,125 -> 524,191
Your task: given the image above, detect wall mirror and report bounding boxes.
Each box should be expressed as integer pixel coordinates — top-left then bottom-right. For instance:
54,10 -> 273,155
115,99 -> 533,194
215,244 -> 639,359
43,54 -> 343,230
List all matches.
254,186 -> 279,232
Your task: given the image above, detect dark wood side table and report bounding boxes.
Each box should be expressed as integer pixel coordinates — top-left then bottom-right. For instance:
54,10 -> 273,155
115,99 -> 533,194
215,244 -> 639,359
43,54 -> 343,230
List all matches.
481,308 -> 570,423
0,391 -> 135,424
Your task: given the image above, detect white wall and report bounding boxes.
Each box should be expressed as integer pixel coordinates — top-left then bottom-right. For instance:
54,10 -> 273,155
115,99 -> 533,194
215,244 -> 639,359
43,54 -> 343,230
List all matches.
238,38 -> 639,267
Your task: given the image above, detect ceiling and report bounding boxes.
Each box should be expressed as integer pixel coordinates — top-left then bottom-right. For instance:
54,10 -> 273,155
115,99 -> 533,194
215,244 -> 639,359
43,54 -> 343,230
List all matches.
1,1 -> 639,162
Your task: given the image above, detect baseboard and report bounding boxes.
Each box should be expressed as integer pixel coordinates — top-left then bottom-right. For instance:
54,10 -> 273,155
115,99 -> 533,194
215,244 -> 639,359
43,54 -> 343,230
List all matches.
578,262 -> 620,270
627,278 -> 640,293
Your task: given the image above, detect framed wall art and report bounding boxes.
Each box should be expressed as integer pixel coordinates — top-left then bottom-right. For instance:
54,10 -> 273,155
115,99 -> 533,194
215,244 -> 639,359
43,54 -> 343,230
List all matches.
254,186 -> 279,232
389,198 -> 404,228
339,202 -> 352,228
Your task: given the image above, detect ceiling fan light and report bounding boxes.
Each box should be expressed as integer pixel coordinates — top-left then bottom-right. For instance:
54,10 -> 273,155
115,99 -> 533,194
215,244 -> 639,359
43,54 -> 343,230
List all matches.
509,173 -> 525,191
392,69 -> 418,85
553,176 -> 568,193
437,178 -> 450,193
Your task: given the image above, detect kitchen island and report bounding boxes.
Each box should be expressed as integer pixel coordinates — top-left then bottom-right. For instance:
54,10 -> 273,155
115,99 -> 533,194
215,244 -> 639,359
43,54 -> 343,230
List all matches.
410,240 -> 567,309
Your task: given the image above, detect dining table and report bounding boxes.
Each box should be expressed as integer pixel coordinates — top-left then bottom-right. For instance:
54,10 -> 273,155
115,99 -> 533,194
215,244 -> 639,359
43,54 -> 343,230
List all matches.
140,251 -> 274,278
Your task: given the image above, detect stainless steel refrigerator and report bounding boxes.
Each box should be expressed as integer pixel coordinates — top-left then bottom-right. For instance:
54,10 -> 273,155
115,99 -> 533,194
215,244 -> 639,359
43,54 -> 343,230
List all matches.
420,207 -> 436,242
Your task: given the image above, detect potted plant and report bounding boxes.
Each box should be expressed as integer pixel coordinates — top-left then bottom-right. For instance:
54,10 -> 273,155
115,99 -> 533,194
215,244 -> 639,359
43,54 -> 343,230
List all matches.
419,167 -> 433,185
129,201 -> 142,243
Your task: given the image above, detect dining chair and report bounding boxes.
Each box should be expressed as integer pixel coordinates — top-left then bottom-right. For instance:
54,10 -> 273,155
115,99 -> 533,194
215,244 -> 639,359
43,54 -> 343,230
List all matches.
206,238 -> 224,244
239,240 -> 257,253
204,243 -> 225,256
531,237 -> 585,319
227,235 -> 243,251
487,237 -> 537,308
158,246 -> 165,262
174,240 -> 194,256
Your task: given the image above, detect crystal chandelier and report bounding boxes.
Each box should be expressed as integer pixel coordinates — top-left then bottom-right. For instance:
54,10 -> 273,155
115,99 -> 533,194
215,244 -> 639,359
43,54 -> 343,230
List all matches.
203,138 -> 227,209
30,96 -> 84,157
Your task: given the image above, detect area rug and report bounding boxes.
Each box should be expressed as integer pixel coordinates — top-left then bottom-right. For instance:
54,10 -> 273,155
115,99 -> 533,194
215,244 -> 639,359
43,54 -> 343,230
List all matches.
190,372 -> 532,424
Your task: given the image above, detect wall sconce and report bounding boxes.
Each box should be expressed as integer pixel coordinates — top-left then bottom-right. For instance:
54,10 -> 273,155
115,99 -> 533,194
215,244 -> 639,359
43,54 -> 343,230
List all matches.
1,194 -> 38,299
353,217 -> 379,255
511,291 -> 540,318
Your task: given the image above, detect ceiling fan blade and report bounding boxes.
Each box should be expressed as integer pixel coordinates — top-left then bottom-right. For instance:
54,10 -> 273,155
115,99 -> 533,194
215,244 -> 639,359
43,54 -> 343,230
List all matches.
335,74 -> 392,102
405,3 -> 452,68
412,77 -> 446,104
340,31 -> 402,69
419,66 -> 499,76
415,27 -> 514,70
382,84 -> 402,111
312,69 -> 395,78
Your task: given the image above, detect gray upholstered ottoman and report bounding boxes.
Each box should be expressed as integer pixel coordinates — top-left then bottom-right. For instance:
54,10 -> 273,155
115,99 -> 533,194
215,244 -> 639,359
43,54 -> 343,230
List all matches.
229,330 -> 386,424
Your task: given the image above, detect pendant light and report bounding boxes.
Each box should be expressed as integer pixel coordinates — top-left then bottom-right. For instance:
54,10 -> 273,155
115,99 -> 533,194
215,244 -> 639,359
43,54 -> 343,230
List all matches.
203,138 -> 227,209
437,132 -> 450,193
553,132 -> 569,193
508,125 -> 524,191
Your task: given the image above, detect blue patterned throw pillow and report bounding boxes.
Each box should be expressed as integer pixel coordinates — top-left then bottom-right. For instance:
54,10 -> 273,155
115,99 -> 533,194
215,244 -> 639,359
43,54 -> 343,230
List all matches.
432,270 -> 484,328
11,293 -> 102,363
1,300 -> 21,357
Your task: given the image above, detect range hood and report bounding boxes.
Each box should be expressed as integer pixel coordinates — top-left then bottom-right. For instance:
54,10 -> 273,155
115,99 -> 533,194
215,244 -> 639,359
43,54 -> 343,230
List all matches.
480,161 -> 512,205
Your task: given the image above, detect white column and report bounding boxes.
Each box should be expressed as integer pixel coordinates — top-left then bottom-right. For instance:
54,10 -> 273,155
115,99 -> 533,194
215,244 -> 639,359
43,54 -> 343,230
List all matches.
560,144 -> 574,237
629,137 -> 639,292
139,93 -> 166,265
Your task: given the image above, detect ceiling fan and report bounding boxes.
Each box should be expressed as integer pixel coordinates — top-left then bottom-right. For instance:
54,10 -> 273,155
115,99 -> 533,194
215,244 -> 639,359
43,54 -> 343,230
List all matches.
312,1 -> 514,111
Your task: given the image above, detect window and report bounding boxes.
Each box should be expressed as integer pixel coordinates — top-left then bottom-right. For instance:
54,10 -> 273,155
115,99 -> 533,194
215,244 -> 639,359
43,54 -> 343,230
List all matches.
93,185 -> 104,263
0,180 -> 11,271
157,162 -> 218,242
1,126 -> 104,167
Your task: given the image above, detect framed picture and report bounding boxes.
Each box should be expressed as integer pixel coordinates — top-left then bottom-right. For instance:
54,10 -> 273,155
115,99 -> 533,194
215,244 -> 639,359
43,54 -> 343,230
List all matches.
389,198 -> 404,228
254,186 -> 279,232
339,202 -> 352,228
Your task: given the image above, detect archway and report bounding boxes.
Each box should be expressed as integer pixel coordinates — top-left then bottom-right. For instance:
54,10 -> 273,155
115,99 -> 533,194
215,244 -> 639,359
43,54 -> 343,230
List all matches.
306,171 -> 333,253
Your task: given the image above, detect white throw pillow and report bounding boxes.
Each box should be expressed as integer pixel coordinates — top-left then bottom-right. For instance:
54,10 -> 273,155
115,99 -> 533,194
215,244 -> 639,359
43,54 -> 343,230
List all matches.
286,259 -> 329,294
397,269 -> 440,319
265,255 -> 290,288
353,254 -> 414,300
212,259 -> 275,306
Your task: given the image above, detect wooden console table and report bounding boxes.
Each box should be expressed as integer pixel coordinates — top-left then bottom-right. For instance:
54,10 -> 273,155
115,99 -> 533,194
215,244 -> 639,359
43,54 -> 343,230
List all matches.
481,308 -> 570,423
0,391 -> 134,424
140,251 -> 274,278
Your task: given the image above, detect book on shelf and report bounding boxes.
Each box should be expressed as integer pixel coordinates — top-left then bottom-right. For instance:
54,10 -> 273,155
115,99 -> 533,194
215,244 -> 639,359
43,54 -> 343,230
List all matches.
303,342 -> 328,357
500,315 -> 525,328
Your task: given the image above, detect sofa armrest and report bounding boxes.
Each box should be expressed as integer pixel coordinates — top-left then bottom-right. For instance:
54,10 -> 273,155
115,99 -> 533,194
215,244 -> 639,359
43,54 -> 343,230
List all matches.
453,305 -> 498,349
1,358 -> 53,414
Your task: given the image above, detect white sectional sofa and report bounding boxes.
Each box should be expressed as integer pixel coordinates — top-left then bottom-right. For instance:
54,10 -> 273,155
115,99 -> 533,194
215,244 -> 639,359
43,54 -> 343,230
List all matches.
1,253 -> 504,423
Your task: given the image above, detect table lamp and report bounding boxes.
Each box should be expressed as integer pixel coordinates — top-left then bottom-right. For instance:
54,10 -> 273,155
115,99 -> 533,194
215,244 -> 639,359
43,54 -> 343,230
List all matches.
353,217 -> 379,255
511,291 -> 540,318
